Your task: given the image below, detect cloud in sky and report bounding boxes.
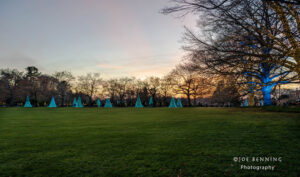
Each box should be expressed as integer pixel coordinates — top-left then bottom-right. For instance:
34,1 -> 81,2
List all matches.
0,0 -> 197,78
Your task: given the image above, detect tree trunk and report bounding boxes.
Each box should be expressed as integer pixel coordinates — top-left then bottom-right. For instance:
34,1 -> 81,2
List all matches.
262,85 -> 274,106
187,94 -> 191,107
34,91 -> 38,107
61,93 -> 64,107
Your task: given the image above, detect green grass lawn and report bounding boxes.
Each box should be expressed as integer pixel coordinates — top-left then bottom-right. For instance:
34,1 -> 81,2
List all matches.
0,108 -> 299,177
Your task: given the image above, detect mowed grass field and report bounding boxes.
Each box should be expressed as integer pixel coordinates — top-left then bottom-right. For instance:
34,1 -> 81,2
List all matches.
0,108 -> 299,177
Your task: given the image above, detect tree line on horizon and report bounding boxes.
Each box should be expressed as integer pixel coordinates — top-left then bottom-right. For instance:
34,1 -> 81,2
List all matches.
0,66 -> 242,107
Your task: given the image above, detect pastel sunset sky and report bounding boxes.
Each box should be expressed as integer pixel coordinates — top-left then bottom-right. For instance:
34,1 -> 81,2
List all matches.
0,0 -> 197,78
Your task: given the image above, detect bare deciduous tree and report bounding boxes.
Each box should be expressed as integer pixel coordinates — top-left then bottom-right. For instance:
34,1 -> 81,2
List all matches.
163,0 -> 299,105
78,73 -> 102,105
160,74 -> 174,106
53,71 -> 75,106
0,69 -> 24,105
145,77 -> 160,107
171,65 -> 198,106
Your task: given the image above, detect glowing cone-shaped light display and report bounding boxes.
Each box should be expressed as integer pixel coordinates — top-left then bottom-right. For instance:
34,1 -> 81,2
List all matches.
169,97 -> 177,108
24,96 -> 32,108
48,96 -> 57,108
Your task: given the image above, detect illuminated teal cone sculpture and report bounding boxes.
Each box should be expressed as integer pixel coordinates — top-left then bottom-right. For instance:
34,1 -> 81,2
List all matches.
104,98 -> 112,108
148,97 -> 153,107
169,97 -> 177,108
97,99 -> 101,107
135,94 -> 143,108
73,98 -> 78,107
176,98 -> 183,108
48,96 -> 57,108
244,99 -> 249,107
24,96 -> 32,108
77,97 -> 84,108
